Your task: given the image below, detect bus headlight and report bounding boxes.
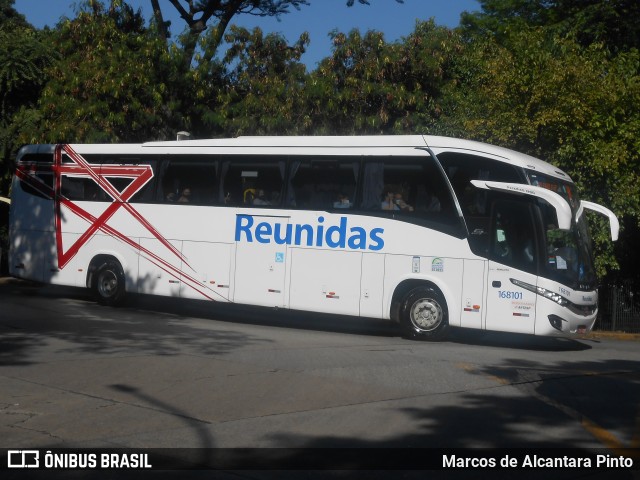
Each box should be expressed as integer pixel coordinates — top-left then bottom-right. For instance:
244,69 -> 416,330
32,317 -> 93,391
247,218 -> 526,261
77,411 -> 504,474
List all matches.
510,278 -> 568,307
539,288 -> 569,307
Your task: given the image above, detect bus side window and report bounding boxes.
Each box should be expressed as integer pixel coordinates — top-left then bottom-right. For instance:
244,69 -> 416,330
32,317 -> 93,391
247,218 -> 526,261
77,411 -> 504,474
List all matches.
61,176 -> 101,201
160,156 -> 217,205
56,152 -> 103,201
18,171 -> 54,199
438,152 -> 525,254
16,154 -> 54,199
287,157 -> 358,210
220,156 -> 284,208
360,157 -> 457,228
91,154 -> 160,203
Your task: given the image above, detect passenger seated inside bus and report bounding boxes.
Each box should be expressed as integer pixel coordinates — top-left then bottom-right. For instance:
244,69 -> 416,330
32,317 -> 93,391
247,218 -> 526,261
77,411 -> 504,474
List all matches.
333,193 -> 351,209
394,192 -> 413,212
178,188 -> 191,203
413,184 -> 441,213
382,190 -> 399,210
243,187 -> 256,204
253,189 -> 271,205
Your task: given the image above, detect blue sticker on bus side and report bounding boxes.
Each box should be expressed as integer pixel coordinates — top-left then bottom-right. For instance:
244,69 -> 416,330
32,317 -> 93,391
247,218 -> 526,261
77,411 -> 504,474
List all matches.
275,252 -> 285,263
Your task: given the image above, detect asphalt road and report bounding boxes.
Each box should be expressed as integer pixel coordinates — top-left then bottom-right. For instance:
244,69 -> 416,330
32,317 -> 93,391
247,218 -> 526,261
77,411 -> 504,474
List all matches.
1,278 -> 639,475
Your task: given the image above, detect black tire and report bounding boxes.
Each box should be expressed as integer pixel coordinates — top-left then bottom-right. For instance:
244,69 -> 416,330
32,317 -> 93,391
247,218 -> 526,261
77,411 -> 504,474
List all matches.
93,259 -> 126,306
400,286 -> 449,341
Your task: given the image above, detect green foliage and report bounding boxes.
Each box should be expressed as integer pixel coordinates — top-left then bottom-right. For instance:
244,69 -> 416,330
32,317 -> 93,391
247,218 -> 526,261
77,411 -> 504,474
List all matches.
211,25 -> 309,136
461,0 -> 640,52
310,28 -> 396,134
20,0 -> 179,144
456,0 -> 640,279
0,0 -> 54,195
309,20 -> 461,134
444,27 -> 640,276
0,0 -> 29,30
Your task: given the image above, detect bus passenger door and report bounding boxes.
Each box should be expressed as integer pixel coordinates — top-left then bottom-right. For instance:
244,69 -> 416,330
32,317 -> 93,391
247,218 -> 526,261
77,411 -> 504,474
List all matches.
484,200 -> 537,334
233,214 -> 288,307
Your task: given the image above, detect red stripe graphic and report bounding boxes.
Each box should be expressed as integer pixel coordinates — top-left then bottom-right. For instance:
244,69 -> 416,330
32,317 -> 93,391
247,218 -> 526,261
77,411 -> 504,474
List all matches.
17,144 -> 224,302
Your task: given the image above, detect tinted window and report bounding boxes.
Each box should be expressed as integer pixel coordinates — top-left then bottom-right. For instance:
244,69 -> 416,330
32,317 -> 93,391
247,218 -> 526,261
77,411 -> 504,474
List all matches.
17,154 -> 54,199
220,156 -> 284,207
60,176 -> 100,201
287,157 -> 358,210
101,155 -> 158,203
438,152 -> 523,217
360,157 -> 460,230
438,152 -> 524,253
18,172 -> 53,199
56,154 -> 159,203
160,156 -> 216,205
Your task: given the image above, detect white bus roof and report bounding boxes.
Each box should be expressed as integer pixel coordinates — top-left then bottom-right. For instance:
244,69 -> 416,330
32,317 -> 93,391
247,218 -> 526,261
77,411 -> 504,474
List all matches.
424,135 -> 573,182
142,135 -> 572,181
17,135 -> 572,182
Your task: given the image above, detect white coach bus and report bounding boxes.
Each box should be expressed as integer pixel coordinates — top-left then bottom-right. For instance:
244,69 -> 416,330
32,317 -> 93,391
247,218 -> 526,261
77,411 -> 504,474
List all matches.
9,136 -> 619,340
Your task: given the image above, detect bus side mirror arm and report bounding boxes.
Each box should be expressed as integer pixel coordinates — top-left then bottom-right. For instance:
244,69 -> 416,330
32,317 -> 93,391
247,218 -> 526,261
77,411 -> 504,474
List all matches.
470,180 -> 572,231
577,201 -> 619,241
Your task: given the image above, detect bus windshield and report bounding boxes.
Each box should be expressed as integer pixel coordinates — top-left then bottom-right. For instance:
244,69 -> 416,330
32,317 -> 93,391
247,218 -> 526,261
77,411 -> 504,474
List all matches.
527,170 -> 597,290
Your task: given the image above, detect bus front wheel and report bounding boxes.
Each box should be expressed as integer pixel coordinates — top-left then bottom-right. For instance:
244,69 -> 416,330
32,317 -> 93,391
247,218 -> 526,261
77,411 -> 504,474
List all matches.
400,286 -> 449,341
93,259 -> 126,306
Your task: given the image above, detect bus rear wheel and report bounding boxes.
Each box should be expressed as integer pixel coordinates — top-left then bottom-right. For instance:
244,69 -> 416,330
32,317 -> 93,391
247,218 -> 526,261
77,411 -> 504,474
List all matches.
400,286 -> 449,341
93,259 -> 126,306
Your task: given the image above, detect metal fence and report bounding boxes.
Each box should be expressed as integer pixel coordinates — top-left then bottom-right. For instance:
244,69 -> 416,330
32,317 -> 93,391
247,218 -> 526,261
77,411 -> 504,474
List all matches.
596,281 -> 640,333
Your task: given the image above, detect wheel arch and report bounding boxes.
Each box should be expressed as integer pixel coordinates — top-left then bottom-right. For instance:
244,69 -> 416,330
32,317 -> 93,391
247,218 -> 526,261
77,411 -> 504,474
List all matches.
389,277 -> 457,325
86,252 -> 130,291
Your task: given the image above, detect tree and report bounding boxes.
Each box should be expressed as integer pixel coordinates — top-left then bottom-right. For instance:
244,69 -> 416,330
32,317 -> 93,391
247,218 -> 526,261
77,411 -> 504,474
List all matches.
461,0 -> 640,52
0,0 -> 55,195
18,1 -> 179,144
212,25 -> 310,136
307,20 -> 460,135
444,27 -> 640,275
308,28 -> 396,134
0,0 -> 29,30
151,0 -> 403,72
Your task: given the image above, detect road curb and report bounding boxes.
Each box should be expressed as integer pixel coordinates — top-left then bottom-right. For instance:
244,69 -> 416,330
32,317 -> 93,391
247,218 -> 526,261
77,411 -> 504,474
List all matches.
585,331 -> 640,341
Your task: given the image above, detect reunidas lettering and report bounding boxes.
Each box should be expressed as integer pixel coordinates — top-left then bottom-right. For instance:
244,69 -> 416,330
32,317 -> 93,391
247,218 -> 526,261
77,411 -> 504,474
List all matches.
235,215 -> 385,251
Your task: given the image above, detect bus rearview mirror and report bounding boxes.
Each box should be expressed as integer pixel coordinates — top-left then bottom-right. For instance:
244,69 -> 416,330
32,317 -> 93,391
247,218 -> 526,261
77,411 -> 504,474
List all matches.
470,180 -> 572,231
577,201 -> 619,241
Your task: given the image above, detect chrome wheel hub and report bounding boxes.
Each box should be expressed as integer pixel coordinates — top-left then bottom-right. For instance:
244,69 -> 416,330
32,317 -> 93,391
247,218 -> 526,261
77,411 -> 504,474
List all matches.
410,298 -> 443,331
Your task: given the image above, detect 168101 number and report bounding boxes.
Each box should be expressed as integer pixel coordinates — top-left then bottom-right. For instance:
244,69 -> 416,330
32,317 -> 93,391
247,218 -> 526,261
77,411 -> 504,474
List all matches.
498,290 -> 523,300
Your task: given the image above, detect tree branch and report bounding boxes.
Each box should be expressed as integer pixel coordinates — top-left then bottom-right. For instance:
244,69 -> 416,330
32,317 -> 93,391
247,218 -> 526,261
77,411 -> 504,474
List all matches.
150,0 -> 169,42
